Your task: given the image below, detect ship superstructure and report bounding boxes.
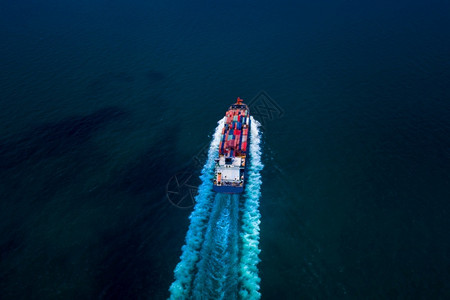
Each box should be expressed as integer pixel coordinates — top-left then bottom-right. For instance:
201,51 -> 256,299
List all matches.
213,97 -> 251,193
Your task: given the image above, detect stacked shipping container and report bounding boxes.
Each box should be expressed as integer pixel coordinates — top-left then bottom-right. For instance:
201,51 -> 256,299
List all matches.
218,107 -> 250,156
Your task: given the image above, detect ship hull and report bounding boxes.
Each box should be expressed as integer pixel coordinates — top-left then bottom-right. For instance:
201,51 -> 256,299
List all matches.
213,98 -> 251,194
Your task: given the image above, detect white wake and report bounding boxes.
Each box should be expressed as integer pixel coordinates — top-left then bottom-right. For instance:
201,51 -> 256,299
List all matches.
239,117 -> 263,299
169,118 -> 225,299
169,116 -> 263,299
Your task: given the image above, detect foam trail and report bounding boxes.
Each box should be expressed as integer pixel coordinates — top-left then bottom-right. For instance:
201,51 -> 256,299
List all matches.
239,117 -> 263,299
192,193 -> 240,299
169,118 -> 225,299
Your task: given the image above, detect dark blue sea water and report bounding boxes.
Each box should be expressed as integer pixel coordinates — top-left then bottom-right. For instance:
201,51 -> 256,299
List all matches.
1,0 -> 450,298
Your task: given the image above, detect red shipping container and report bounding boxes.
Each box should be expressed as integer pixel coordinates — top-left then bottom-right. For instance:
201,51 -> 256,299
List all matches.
242,142 -> 247,151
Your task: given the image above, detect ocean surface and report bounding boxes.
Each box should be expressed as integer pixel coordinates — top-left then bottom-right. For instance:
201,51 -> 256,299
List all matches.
1,0 -> 450,299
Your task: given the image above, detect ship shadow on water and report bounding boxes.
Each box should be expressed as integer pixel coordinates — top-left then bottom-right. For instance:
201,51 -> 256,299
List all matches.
0,106 -> 129,170
109,124 -> 181,197
0,102 -> 193,299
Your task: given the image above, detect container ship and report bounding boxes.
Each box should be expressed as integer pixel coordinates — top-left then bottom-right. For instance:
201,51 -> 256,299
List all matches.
213,97 -> 251,193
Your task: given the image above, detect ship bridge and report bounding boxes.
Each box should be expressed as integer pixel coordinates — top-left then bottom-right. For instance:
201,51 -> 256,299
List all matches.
216,156 -> 243,183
